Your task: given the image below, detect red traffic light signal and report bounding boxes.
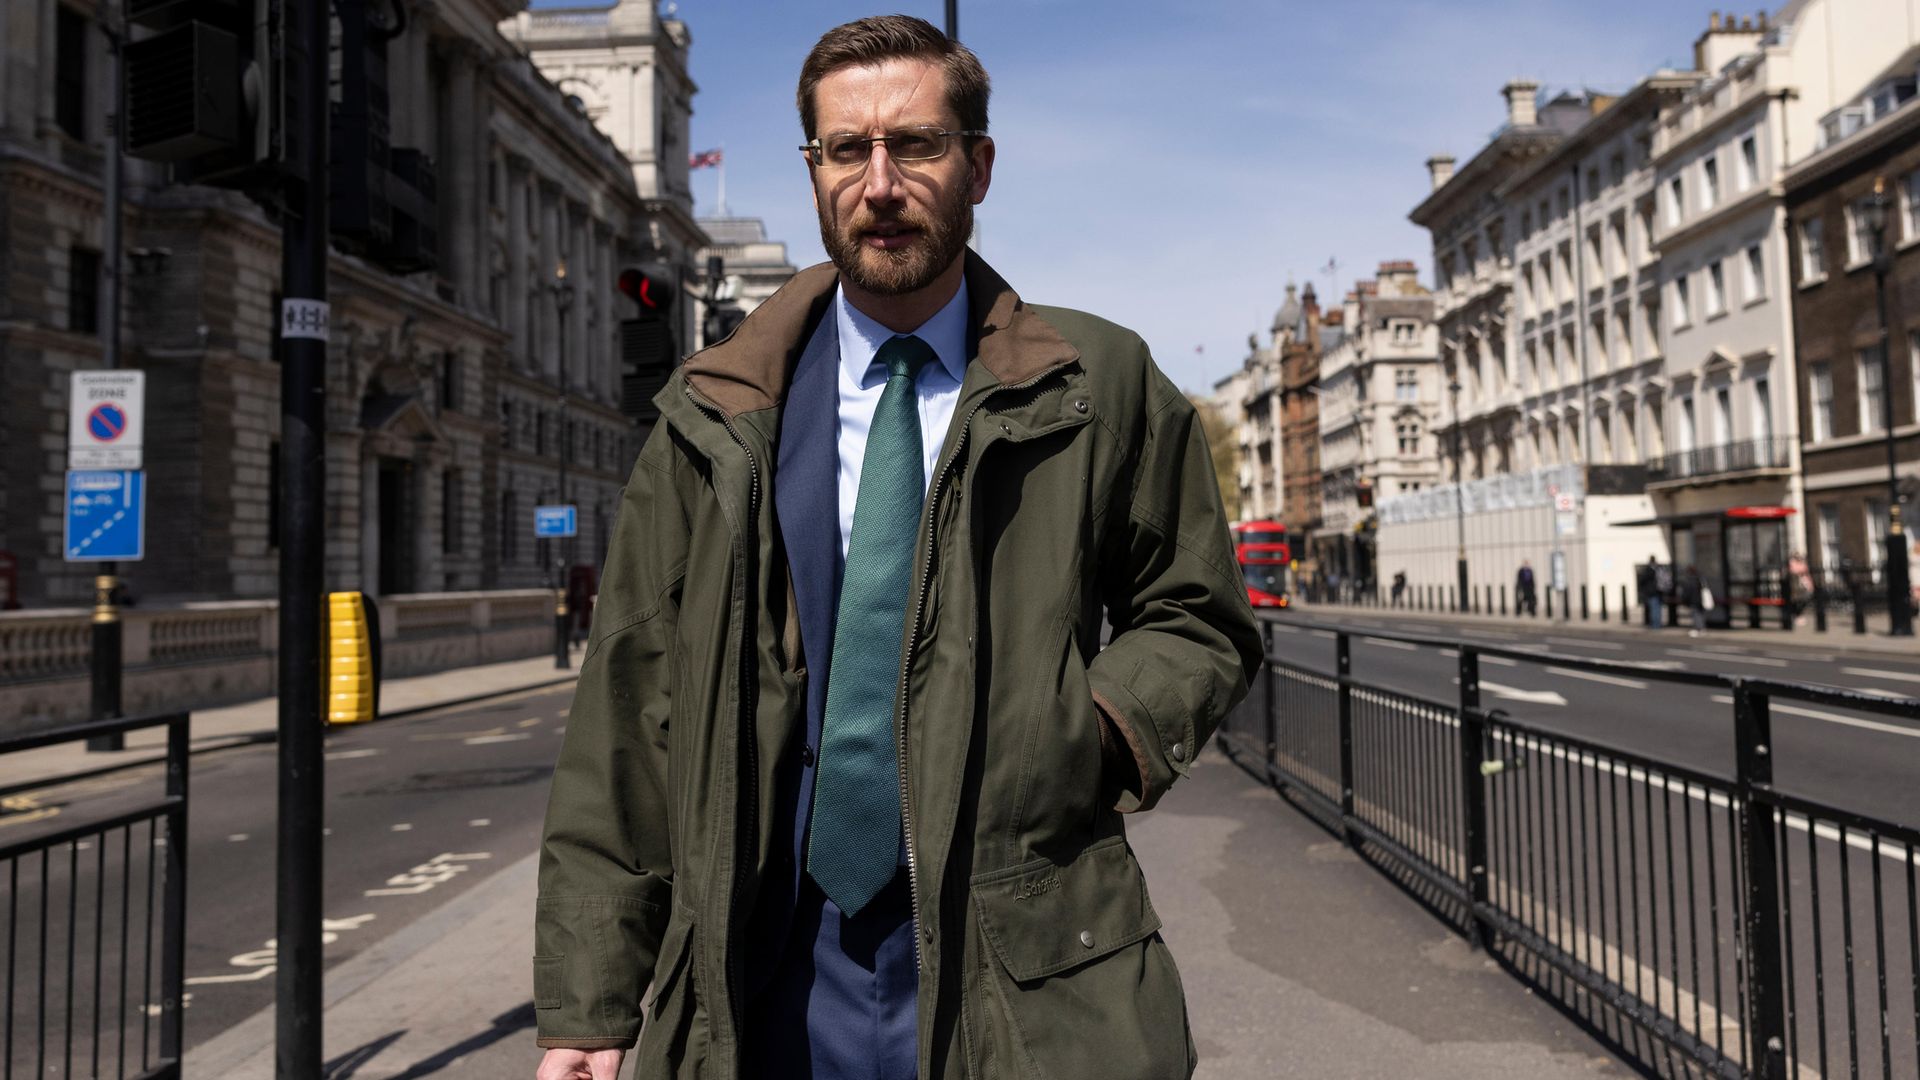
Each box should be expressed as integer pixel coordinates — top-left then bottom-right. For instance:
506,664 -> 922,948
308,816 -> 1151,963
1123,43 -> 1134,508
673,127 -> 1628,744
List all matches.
618,269 -> 671,313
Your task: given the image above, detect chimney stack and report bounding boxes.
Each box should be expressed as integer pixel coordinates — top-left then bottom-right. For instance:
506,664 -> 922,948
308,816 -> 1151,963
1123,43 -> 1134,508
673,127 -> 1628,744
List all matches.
1426,154 -> 1457,191
1502,80 -> 1541,128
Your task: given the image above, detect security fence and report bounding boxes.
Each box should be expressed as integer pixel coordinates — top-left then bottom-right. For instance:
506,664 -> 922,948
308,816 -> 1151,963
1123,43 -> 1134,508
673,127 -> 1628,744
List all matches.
0,712 -> 188,1079
1219,621 -> 1920,1080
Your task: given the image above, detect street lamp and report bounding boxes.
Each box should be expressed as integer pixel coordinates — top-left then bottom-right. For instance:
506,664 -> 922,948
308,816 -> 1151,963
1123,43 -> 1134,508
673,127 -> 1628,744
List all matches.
551,259 -> 576,667
1450,377 -> 1469,612
1866,177 -> 1912,636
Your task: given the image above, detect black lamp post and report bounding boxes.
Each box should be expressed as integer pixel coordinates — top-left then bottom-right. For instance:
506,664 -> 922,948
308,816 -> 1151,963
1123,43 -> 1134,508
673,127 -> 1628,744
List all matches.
1866,177 -> 1912,636
551,260 -> 576,667
1450,377 -> 1469,612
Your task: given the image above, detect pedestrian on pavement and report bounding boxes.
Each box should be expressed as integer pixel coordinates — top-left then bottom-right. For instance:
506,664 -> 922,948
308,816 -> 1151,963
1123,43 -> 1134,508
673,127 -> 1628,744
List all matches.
531,17 -> 1261,1080
1680,564 -> 1707,637
1639,555 -> 1665,629
1391,570 -> 1407,607
1515,560 -> 1537,617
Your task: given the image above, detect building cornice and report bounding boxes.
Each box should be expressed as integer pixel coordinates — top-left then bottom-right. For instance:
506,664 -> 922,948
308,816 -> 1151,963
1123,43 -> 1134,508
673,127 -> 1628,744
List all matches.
1781,97 -> 1920,196
1652,183 -> 1780,253
1651,86 -> 1788,167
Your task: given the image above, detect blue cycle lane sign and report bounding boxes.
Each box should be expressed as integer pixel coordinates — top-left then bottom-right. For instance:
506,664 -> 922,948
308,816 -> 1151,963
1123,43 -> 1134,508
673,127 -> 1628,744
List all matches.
65,470 -> 145,561
534,505 -> 577,538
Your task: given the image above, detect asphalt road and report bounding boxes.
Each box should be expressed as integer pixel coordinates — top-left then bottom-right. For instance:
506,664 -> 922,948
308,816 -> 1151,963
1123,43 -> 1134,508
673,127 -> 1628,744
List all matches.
0,682 -> 570,1077
1262,609 -> 1920,829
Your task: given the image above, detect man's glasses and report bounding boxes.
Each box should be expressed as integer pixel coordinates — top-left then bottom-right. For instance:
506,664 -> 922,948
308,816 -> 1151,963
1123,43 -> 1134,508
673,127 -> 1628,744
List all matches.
799,126 -> 987,169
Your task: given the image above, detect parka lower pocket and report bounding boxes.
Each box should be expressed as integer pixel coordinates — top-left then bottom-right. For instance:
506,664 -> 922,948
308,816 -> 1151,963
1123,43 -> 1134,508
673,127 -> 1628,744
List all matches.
966,837 -> 1195,1079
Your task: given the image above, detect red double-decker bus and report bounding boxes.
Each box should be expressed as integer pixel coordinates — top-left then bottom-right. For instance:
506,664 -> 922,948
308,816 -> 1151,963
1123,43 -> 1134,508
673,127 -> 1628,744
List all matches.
1233,520 -> 1291,609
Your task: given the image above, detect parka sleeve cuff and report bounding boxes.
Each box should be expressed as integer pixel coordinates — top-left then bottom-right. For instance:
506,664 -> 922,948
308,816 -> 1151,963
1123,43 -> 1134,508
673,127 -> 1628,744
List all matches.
536,1037 -> 637,1051
1091,687 -> 1166,814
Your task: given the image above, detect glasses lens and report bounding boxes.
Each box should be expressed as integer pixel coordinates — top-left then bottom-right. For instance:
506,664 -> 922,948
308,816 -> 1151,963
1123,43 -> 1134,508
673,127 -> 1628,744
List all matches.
822,134 -> 869,167
886,128 -> 943,160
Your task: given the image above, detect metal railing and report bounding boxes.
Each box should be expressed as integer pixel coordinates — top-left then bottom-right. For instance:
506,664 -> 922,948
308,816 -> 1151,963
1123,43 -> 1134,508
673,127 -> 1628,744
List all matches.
1645,437 -> 1795,482
1218,621 -> 1919,1080
0,712 -> 189,1079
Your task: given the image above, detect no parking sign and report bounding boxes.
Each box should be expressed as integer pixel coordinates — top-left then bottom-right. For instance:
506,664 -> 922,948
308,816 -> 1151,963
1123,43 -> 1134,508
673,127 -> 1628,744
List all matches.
69,371 -> 145,469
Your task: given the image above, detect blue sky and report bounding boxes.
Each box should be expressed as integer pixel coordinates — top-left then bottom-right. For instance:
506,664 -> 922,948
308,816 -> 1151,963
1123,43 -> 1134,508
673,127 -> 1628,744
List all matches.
643,0 -> 1715,392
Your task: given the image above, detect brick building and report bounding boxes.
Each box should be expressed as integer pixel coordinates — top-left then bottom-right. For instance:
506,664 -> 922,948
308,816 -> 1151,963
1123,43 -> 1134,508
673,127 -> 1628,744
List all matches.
1783,51 -> 1920,586
1279,284 -> 1326,547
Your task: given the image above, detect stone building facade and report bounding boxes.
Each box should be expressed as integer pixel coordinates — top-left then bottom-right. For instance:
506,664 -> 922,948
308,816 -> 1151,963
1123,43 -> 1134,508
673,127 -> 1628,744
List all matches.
1279,284 -> 1327,542
1312,262 -> 1441,588
1784,49 -> 1920,586
0,0 -> 699,606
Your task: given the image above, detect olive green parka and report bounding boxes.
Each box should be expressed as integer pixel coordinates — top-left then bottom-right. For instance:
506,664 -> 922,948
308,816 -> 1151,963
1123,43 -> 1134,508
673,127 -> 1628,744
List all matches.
534,253 -> 1261,1079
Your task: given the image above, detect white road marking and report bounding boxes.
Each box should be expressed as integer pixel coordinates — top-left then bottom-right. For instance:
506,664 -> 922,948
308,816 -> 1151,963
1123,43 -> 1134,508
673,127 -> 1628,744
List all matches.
1665,649 -> 1789,667
365,852 -> 493,897
186,915 -> 376,986
227,834 -> 249,843
1546,637 -> 1624,650
326,748 -> 381,761
469,818 -> 491,827
1461,629 -> 1517,640
1362,636 -> 1417,651
1270,625 -> 1302,634
464,733 -> 532,745
1545,666 -> 1648,690
1709,695 -> 1920,739
1843,666 -> 1920,685
518,718 -> 542,728
1439,648 -> 1459,657
1307,629 -> 1336,639
1482,656 -> 1518,667
390,823 -> 412,832
1479,680 -> 1567,706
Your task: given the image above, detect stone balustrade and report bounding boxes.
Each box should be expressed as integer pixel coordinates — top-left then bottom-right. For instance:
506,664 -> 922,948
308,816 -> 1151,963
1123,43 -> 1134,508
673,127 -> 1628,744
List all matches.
0,589 -> 560,730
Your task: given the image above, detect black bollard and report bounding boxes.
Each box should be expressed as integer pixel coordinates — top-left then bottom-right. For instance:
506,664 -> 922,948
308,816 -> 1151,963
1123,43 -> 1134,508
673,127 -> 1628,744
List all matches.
1814,586 -> 1827,632
1852,578 -> 1867,635
1580,585 -> 1589,621
1600,586 -> 1609,621
1621,584 -> 1629,623
1545,588 -> 1554,619
1500,584 -> 1507,616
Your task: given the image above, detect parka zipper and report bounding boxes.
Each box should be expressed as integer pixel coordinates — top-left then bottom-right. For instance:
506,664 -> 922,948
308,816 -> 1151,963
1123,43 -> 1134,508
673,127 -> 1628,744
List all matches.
895,364 -> 1071,974
684,384 -> 762,1057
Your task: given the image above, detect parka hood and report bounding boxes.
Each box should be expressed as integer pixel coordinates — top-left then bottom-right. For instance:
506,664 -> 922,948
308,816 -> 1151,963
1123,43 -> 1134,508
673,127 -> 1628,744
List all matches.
682,251 -> 1080,419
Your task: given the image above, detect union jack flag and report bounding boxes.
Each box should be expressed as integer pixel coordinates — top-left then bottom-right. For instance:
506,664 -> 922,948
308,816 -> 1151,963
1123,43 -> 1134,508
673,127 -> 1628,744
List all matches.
689,149 -> 724,169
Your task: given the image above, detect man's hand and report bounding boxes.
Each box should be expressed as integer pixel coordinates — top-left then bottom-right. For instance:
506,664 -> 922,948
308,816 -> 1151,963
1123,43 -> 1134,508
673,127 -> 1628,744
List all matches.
536,1047 -> 625,1079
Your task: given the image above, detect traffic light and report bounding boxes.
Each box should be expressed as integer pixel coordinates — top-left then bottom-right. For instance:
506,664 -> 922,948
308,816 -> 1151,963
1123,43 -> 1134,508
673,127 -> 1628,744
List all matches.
619,268 -> 677,425
124,0 -> 290,189
618,269 -> 673,314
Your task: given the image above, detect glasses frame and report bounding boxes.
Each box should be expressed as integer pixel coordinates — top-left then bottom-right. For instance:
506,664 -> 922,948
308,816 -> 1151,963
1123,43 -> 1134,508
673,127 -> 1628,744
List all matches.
799,126 -> 988,169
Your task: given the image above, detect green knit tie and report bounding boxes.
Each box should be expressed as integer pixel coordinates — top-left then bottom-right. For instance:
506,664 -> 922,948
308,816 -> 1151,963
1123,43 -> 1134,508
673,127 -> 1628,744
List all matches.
807,334 -> 936,916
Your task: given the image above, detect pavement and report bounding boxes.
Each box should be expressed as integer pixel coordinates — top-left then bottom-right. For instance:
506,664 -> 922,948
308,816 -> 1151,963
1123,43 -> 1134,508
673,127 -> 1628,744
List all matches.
184,746 -> 1633,1079
0,648 -> 582,794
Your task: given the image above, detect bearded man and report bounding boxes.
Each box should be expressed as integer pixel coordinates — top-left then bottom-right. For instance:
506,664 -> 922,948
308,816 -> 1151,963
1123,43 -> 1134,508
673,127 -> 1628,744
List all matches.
533,15 -> 1260,1080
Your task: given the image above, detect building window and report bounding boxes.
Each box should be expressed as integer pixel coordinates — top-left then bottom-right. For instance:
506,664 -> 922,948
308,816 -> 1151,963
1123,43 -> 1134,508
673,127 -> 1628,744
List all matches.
1905,171 -> 1920,243
1799,217 -> 1826,283
442,470 -> 460,556
1609,215 -> 1627,277
439,352 -> 459,412
1679,396 -> 1697,452
1614,308 -> 1631,368
1642,301 -> 1661,358
1713,385 -> 1733,444
502,490 -> 519,563
1667,176 -> 1685,226
1860,345 -> 1887,434
1847,196 -> 1883,266
1810,362 -> 1834,441
1395,368 -> 1417,401
499,398 -> 514,449
1701,157 -> 1720,209
1586,227 -> 1603,282
1743,244 -> 1765,302
1738,134 -> 1759,191
1705,260 -> 1726,317
1753,376 -> 1773,444
1636,203 -> 1655,264
1391,321 -> 1416,345
67,247 -> 100,333
55,6 -> 87,139
1397,419 -> 1420,455
1818,504 -> 1842,573
1868,499 -> 1890,583
535,410 -> 548,456
1672,274 -> 1691,328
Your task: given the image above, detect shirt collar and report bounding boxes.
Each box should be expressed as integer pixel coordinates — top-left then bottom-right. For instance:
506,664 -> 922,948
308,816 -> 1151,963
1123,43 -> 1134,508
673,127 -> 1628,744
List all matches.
834,278 -> 970,390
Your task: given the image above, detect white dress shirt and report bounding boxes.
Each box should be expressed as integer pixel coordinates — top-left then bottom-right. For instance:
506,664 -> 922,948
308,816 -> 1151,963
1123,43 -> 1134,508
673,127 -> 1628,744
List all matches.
834,282 -> 969,559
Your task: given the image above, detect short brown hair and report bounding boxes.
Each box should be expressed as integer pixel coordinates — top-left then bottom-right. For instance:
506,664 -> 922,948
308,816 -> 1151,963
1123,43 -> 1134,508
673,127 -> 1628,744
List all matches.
796,15 -> 990,141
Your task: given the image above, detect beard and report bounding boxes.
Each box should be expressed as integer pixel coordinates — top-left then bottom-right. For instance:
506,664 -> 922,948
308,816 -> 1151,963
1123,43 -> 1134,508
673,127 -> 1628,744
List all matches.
818,168 -> 974,297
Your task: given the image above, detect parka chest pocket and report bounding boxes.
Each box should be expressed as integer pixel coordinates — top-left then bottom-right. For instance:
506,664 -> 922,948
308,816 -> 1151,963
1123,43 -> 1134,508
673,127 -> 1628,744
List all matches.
966,837 -> 1195,1079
